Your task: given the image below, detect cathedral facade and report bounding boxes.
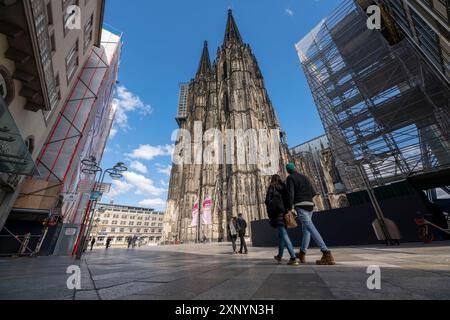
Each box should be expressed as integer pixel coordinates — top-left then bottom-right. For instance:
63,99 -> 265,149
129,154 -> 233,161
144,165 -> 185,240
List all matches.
163,10 -> 291,242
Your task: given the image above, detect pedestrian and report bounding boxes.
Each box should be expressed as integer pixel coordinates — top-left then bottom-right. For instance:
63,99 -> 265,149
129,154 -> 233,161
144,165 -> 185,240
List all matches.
105,237 -> 112,250
286,163 -> 336,265
265,174 -> 299,266
228,217 -> 238,254
90,237 -> 96,251
127,237 -> 132,249
236,213 -> 248,254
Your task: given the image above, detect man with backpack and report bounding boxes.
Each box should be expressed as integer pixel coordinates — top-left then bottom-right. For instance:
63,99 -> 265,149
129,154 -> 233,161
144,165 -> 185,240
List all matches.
286,163 -> 336,265
236,213 -> 248,254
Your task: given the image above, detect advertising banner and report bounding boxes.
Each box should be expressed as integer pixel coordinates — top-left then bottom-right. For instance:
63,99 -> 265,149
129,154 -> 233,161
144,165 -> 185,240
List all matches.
191,200 -> 199,227
202,197 -> 212,225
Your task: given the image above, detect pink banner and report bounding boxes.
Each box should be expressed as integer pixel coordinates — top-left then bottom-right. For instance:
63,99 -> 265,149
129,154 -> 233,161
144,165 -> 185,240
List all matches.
191,201 -> 199,227
202,197 -> 213,225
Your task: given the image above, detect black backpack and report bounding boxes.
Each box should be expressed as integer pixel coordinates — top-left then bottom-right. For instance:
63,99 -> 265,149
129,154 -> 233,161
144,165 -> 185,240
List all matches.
265,185 -> 286,220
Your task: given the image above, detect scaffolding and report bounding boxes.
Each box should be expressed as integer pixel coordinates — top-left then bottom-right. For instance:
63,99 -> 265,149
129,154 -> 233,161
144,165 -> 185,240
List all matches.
296,0 -> 450,192
14,28 -> 122,226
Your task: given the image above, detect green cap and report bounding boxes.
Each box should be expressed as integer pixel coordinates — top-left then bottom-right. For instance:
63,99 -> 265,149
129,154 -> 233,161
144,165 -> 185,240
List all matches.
286,163 -> 296,172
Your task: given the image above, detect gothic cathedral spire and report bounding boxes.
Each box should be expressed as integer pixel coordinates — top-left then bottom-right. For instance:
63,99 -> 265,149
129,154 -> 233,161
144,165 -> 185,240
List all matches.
224,9 -> 243,45
196,41 -> 211,79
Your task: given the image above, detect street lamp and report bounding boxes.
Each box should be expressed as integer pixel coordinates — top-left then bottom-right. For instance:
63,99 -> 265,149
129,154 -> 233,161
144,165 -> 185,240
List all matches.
73,158 -> 127,259
336,158 -> 396,246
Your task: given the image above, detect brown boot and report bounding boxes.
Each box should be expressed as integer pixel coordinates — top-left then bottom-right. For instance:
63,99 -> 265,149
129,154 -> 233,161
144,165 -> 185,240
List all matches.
316,251 -> 336,265
296,251 -> 306,264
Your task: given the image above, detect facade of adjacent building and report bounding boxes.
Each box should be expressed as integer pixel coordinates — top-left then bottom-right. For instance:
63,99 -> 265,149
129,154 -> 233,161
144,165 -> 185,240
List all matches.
164,10 -> 291,243
90,204 -> 165,248
291,135 -> 348,211
378,0 -> 449,83
1,0 -> 104,230
296,0 -> 449,194
0,0 -> 122,256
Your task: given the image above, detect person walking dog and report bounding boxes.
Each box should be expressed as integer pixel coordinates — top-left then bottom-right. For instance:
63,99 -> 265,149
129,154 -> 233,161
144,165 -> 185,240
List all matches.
286,163 -> 336,265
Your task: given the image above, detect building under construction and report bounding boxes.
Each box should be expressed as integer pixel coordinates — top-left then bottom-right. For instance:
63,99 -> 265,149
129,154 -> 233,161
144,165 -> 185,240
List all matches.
296,0 -> 450,194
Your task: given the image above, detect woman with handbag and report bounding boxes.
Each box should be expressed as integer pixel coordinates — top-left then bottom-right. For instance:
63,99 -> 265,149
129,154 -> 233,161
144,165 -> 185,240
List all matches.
265,174 -> 299,266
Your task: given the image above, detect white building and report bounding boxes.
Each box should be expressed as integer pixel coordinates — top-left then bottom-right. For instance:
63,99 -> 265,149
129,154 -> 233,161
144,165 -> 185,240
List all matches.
90,204 -> 165,248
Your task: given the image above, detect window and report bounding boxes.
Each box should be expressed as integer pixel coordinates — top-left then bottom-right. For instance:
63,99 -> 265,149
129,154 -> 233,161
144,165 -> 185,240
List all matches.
83,15 -> 94,52
65,41 -> 79,84
47,2 -> 54,26
25,136 -> 35,155
63,0 -> 79,36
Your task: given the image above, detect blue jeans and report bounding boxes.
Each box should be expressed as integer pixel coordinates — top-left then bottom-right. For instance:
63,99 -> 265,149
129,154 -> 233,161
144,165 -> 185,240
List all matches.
296,208 -> 329,253
278,226 -> 296,259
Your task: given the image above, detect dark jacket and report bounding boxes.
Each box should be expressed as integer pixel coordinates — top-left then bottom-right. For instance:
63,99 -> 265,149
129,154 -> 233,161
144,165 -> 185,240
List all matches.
286,172 -> 317,212
236,217 -> 247,236
265,182 -> 289,228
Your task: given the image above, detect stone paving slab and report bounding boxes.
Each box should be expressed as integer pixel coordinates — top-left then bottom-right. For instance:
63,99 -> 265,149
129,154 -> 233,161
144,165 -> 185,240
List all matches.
0,242 -> 449,300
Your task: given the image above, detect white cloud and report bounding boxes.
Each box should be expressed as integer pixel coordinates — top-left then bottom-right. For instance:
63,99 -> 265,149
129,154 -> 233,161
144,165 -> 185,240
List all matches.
156,164 -> 172,176
109,127 -> 118,139
123,171 -> 166,196
127,144 -> 174,161
139,198 -> 167,210
285,8 -> 294,16
107,179 -> 133,198
160,179 -> 169,187
110,86 -> 154,137
130,160 -> 148,174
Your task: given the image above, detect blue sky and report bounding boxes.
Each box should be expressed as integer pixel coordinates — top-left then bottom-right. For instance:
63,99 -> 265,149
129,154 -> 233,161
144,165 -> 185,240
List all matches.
100,0 -> 343,210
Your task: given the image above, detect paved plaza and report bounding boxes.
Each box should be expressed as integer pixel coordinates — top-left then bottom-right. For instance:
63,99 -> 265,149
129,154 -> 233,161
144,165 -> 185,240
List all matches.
0,242 -> 449,300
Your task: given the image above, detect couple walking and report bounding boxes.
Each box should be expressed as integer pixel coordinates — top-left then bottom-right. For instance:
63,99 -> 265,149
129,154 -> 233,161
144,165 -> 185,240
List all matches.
228,213 -> 248,254
265,163 -> 336,266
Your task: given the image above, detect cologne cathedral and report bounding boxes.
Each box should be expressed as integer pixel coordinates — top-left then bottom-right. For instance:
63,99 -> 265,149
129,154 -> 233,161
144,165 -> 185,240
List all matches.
163,10 -> 291,242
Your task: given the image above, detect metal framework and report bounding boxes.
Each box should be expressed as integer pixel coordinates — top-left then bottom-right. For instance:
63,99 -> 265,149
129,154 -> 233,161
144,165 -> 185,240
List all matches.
296,0 -> 450,192
18,28 -> 122,225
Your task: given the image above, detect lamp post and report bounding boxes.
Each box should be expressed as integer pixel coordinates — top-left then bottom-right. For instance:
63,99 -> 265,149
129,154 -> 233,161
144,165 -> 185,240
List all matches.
336,158 -> 396,246
73,157 -> 127,259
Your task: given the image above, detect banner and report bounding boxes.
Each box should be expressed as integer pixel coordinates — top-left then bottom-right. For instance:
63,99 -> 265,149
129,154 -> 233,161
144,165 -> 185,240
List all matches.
191,200 -> 199,227
202,197 -> 213,225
